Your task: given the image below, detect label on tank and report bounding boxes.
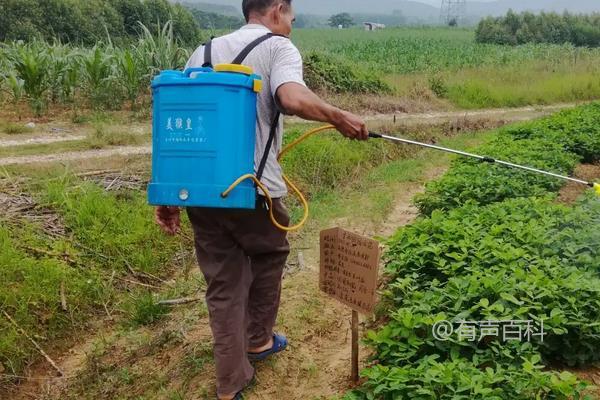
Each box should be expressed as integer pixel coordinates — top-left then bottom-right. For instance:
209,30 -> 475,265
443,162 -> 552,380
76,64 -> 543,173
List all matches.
159,106 -> 217,151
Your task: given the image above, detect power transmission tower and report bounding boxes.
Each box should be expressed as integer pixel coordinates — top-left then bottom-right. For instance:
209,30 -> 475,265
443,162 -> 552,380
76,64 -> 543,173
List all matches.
440,0 -> 466,27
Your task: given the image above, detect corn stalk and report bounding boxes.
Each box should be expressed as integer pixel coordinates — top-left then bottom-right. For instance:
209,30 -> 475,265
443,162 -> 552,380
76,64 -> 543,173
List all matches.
13,42 -> 50,116
136,21 -> 188,75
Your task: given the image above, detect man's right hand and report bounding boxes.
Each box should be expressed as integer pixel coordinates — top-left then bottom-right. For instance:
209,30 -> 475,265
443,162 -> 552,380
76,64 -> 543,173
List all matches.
332,110 -> 369,141
155,206 -> 181,235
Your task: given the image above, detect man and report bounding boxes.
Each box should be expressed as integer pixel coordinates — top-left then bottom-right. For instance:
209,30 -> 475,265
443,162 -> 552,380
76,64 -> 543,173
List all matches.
155,1 -> 368,398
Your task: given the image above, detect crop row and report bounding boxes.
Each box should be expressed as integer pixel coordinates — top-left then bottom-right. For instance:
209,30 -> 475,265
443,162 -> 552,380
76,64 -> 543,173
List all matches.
416,102 -> 600,215
348,103 -> 600,399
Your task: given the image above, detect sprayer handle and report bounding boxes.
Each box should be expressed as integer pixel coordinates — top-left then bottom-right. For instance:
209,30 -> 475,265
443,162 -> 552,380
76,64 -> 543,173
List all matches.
369,132 -> 383,139
184,67 -> 213,77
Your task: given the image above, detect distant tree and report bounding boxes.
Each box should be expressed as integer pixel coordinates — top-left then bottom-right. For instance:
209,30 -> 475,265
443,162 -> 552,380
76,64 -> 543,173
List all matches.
171,3 -> 202,45
110,0 -> 151,36
0,0 -> 43,41
294,14 -> 310,29
328,13 -> 354,28
0,0 -> 201,45
476,10 -> 600,47
145,0 -> 172,32
292,14 -> 328,28
78,0 -> 125,43
189,8 -> 244,30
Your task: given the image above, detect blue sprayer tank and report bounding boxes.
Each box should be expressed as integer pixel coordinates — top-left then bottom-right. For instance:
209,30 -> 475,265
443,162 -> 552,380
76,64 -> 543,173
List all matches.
148,65 -> 263,209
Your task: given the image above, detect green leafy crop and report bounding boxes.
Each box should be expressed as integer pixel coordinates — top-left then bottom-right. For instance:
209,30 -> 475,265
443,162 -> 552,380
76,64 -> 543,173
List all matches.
415,102 -> 600,215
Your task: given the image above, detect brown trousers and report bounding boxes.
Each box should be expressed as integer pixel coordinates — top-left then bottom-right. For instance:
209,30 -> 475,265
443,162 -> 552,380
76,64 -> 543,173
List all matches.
186,198 -> 290,396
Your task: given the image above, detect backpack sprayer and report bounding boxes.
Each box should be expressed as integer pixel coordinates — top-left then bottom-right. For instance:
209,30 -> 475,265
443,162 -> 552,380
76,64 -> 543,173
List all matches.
148,36 -> 600,232
148,33 -> 311,231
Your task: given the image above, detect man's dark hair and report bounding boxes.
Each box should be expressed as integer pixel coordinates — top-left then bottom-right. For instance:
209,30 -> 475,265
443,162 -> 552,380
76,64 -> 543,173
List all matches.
242,0 -> 292,22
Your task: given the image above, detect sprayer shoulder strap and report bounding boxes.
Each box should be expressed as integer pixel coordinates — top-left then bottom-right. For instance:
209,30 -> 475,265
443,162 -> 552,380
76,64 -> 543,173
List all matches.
202,39 -> 213,68
232,32 -> 285,64
256,111 -> 280,181
229,33 -> 285,182
202,33 -> 286,68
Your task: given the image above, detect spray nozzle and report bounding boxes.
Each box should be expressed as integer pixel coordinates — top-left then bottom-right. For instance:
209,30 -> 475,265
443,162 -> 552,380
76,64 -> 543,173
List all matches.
594,183 -> 600,197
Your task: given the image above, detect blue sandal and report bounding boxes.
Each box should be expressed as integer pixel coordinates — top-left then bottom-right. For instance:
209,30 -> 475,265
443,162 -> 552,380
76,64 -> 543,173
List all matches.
247,333 -> 288,361
217,372 -> 255,400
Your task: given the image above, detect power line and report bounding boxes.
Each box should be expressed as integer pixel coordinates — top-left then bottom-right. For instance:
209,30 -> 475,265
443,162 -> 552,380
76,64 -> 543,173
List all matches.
440,0 -> 467,26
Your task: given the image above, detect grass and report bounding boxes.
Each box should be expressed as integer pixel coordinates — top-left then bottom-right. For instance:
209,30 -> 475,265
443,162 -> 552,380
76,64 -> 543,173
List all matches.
0,172 -> 190,380
443,61 -> 600,109
85,124 -> 148,149
125,293 -> 170,327
0,122 -> 34,135
181,342 -> 213,377
386,59 -> 600,108
41,175 -> 182,276
0,222 -> 104,375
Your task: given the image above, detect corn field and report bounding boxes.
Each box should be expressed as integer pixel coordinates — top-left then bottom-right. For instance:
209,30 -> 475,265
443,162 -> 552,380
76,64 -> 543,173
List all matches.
293,27 -> 600,74
0,22 -> 190,116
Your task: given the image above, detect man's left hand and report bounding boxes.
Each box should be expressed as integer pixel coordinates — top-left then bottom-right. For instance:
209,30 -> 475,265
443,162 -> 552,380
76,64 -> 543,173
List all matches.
155,206 -> 181,235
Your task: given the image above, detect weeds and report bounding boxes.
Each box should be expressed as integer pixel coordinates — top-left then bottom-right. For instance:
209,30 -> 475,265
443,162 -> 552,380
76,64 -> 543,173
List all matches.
303,51 -> 390,94
0,172 -> 183,378
181,342 -> 213,377
86,124 -> 144,149
125,293 -> 169,327
0,122 -> 33,135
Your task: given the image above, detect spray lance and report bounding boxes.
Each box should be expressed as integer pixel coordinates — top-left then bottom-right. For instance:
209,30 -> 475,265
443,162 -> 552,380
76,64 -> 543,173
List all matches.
367,132 -> 600,195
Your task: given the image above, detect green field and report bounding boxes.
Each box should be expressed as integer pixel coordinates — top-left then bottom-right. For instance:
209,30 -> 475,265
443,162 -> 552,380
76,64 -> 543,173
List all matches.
293,27 -> 600,108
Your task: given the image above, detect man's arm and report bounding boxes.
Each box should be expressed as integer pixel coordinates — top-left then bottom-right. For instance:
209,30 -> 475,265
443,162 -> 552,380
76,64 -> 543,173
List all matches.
276,82 -> 369,140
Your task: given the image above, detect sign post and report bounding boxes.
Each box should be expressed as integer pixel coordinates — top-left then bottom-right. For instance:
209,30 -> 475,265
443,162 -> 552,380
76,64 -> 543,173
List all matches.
319,227 -> 381,383
351,309 -> 359,382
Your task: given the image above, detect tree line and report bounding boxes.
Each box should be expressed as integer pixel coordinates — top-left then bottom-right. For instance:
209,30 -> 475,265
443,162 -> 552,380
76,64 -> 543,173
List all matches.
476,10 -> 600,47
0,0 -> 201,46
187,8 -> 244,30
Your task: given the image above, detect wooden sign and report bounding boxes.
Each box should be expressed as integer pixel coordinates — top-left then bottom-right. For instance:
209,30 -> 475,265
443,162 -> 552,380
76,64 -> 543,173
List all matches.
319,227 -> 381,315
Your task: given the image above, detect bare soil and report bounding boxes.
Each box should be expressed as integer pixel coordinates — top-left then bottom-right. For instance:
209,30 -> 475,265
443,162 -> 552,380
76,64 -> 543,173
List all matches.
557,163 -> 600,205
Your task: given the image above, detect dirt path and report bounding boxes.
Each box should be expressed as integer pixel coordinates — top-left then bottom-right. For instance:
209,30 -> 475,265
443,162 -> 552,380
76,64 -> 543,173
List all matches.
241,164 -> 449,400
288,102 -> 578,125
0,145 -> 151,166
0,134 -> 86,148
0,123 -> 148,148
0,103 -> 577,166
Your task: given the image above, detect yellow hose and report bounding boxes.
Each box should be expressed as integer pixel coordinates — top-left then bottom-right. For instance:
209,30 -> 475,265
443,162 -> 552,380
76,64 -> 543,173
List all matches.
221,125 -> 336,232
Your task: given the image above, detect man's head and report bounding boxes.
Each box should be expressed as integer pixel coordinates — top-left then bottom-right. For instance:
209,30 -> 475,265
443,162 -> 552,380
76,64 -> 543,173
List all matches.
242,0 -> 295,36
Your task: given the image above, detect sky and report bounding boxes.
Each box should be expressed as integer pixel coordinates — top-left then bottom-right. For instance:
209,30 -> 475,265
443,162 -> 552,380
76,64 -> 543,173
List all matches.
419,0 -> 494,4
